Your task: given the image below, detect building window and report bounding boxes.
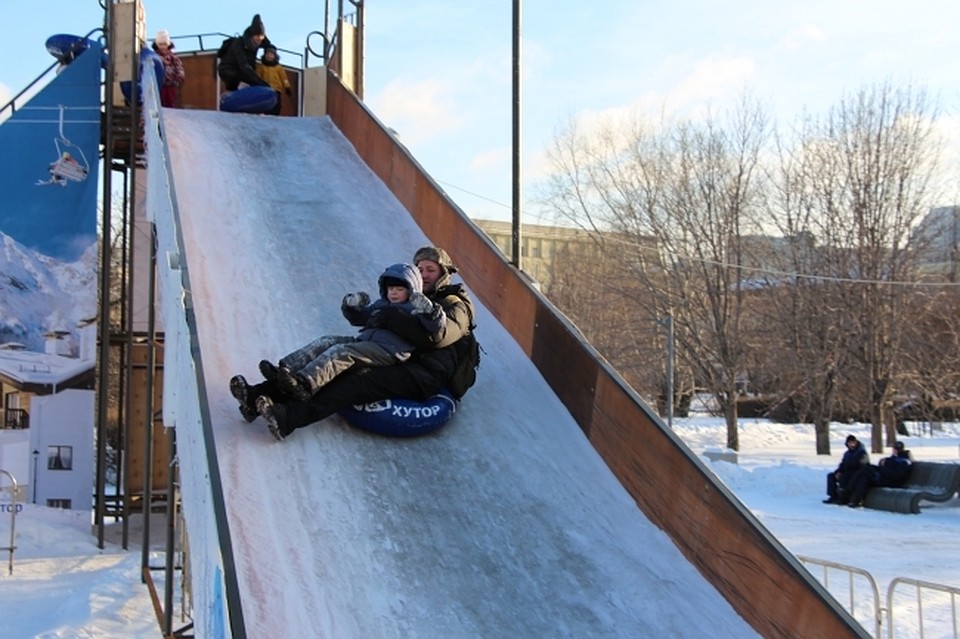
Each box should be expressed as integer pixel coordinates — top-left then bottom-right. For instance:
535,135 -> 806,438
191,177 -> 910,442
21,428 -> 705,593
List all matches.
46,498 -> 72,509
48,445 -> 73,471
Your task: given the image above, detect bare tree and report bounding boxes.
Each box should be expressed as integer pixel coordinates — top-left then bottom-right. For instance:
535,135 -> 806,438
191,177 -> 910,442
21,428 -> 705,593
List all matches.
540,99 -> 770,449
769,83 -> 941,453
764,163 -> 854,453
898,287 -> 960,420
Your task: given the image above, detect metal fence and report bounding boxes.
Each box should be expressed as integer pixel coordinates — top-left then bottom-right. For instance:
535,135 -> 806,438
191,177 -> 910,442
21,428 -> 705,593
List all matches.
887,577 -> 960,639
799,555 -> 960,638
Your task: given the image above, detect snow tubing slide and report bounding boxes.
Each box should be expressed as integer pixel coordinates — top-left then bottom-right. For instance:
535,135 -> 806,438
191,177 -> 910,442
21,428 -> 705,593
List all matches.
219,86 -> 277,114
338,390 -> 456,437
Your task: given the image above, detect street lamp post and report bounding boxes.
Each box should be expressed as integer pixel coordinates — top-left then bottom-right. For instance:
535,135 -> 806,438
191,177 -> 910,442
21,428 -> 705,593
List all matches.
658,315 -> 675,429
511,0 -> 522,269
31,450 -> 39,504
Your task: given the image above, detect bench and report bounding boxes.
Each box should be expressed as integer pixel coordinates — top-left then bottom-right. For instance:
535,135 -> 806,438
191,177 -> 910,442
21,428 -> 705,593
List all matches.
862,461 -> 960,514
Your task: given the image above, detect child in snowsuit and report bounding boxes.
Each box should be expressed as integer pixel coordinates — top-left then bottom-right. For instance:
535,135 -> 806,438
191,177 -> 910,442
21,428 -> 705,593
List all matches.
267,263 -> 446,402
256,45 -> 291,116
844,441 -> 913,507
152,29 -> 185,108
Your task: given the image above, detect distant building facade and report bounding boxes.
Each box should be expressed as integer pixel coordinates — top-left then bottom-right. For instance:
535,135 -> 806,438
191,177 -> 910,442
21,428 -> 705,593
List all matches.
912,206 -> 960,280
473,219 -> 615,290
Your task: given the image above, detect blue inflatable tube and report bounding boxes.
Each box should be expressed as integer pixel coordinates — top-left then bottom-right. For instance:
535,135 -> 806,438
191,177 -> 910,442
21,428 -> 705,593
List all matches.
220,85 -> 278,114
338,390 -> 457,437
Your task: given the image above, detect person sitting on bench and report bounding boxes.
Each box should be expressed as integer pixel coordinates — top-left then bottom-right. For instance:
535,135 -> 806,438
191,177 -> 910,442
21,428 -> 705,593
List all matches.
823,434 -> 870,504
845,441 -> 913,508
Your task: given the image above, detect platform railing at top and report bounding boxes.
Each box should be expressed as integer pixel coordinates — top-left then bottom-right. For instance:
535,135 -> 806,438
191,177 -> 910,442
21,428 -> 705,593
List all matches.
306,0 -> 361,67
168,31 -> 304,70
304,30 -> 332,68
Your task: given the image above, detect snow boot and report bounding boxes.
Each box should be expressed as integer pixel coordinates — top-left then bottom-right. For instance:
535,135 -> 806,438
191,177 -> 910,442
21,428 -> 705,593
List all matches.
230,375 -> 258,423
256,395 -> 289,441
276,366 -> 313,401
258,359 -> 279,382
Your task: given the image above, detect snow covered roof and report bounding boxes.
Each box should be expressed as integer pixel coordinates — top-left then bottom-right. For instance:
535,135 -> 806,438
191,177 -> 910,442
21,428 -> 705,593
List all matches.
0,347 -> 94,390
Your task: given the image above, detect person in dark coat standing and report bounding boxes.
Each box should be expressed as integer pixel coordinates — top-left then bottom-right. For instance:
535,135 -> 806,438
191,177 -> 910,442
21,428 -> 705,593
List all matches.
845,441 -> 913,507
823,434 -> 870,504
229,246 -> 476,440
217,14 -> 271,91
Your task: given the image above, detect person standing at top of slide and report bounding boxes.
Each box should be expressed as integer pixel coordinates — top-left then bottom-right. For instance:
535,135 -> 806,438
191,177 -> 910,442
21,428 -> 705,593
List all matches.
217,14 -> 271,91
152,29 -> 184,107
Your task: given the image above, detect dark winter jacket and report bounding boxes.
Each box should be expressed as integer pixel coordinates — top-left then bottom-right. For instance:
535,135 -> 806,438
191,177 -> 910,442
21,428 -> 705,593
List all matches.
341,263 -> 445,358
836,442 -> 869,476
846,448 -> 913,504
374,267 -> 472,344
217,29 -> 271,89
368,268 -> 474,386
872,450 -> 913,487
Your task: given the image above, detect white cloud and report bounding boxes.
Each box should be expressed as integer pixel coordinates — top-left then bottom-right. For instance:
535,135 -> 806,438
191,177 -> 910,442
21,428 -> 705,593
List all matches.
559,54 -> 757,139
930,114 -> 960,203
780,24 -> 826,51
470,146 -> 510,173
370,78 -> 465,147
667,56 -> 756,115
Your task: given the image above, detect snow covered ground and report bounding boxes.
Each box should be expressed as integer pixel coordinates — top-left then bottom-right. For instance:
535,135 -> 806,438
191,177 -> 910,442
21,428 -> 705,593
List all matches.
0,504 -> 160,637
1,417 -> 957,638
678,418 -> 960,638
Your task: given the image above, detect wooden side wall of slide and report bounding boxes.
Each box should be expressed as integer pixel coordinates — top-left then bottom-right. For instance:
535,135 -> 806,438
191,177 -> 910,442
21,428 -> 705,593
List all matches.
324,70 -> 868,639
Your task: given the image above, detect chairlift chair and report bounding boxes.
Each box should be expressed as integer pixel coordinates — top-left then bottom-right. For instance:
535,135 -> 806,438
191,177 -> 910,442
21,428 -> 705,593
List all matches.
36,105 -> 90,187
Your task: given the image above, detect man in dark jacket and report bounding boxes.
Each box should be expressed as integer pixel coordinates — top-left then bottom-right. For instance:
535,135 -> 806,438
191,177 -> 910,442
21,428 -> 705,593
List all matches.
231,246 -> 476,440
845,441 -> 913,507
217,14 -> 271,90
823,434 -> 870,504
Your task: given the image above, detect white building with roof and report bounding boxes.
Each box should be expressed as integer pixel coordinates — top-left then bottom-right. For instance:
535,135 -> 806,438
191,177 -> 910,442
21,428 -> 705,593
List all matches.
0,322 -> 96,510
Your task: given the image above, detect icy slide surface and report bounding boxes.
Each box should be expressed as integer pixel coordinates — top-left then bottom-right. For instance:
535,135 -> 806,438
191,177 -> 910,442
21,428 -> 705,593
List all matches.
161,109 -> 758,638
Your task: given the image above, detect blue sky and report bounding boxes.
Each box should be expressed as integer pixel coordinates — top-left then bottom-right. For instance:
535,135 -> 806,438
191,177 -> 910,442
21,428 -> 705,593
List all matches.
2,1 -> 957,222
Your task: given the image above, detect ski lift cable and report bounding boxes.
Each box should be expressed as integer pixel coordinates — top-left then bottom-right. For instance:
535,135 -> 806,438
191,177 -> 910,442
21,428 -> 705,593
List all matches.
5,105 -> 100,126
